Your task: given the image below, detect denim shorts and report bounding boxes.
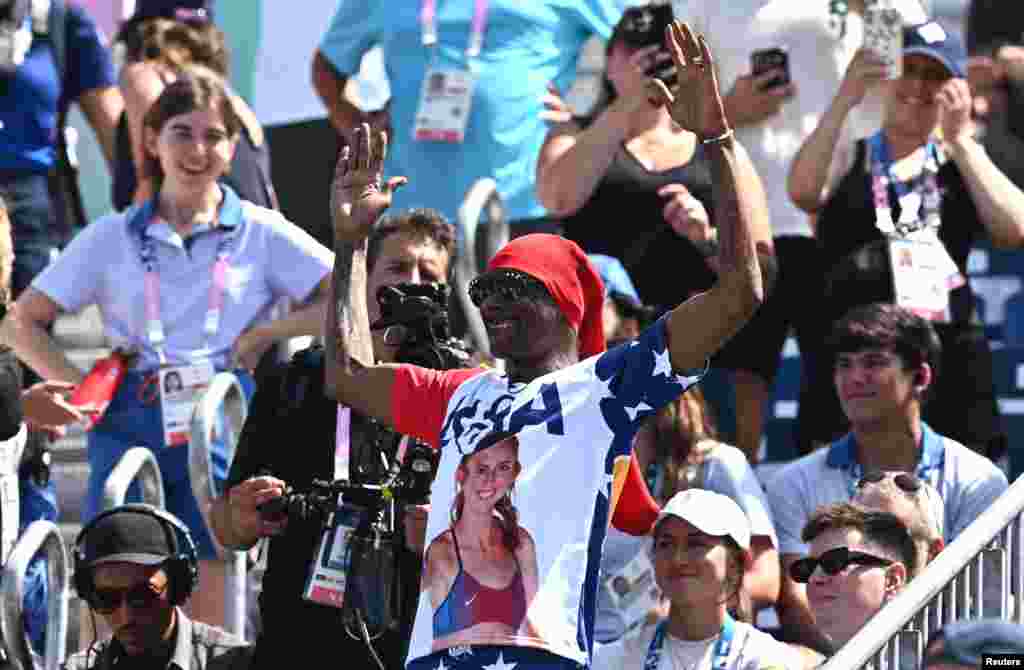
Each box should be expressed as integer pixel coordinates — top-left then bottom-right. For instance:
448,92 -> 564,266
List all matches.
83,369 -> 254,559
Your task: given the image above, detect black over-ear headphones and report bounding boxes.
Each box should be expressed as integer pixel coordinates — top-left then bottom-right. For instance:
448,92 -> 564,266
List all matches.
73,504 -> 199,607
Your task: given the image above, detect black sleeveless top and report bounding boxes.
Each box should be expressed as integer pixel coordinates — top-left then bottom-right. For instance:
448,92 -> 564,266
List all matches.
816,139 -> 985,326
559,117 -> 716,313
111,111 -> 275,211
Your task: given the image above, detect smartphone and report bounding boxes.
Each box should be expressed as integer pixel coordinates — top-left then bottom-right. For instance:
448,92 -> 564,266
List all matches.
751,47 -> 791,90
618,2 -> 678,87
863,5 -> 904,80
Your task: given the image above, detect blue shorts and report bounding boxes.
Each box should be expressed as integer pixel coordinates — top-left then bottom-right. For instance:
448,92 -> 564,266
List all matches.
83,370 -> 254,560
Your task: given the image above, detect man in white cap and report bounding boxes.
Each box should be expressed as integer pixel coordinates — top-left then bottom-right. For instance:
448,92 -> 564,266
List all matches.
593,489 -> 801,670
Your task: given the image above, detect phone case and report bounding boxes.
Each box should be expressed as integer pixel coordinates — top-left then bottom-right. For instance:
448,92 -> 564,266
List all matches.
863,3 -> 904,80
751,48 -> 790,89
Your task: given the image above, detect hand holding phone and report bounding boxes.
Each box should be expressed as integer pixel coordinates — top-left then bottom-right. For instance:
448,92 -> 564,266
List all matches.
862,5 -> 904,80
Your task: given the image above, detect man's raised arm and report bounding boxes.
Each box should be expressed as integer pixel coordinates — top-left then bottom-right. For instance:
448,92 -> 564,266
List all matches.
323,125 -> 405,425
650,22 -> 767,373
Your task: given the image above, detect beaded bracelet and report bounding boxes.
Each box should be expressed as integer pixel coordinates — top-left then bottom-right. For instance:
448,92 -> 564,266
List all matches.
701,128 -> 735,145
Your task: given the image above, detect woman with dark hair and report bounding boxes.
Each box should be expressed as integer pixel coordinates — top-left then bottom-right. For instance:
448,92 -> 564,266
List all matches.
2,68 -> 333,627
112,0 -> 275,211
423,434 -> 540,651
594,489 -> 799,670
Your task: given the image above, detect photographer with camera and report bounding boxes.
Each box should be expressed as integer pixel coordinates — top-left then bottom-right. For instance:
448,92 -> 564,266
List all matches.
210,208 -> 456,669
326,20 -> 767,670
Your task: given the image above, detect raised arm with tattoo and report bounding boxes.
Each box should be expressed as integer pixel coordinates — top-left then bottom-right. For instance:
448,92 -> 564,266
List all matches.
647,23 -> 766,373
323,126 -> 406,424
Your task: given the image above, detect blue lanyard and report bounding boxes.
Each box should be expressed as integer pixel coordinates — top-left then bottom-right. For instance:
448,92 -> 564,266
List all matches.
645,614 -> 735,670
868,132 -> 942,237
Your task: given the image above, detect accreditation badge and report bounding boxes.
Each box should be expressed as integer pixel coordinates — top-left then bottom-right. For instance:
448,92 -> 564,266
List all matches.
303,504 -> 363,609
413,68 -> 476,143
158,360 -> 215,447
888,231 -> 965,323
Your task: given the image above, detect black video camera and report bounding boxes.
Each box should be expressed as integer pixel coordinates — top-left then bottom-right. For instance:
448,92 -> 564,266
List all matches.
371,282 -> 472,370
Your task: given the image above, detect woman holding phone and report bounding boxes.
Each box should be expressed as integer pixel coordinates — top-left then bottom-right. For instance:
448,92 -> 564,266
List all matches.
537,6 -> 773,453
537,4 -> 766,314
787,22 -> 1024,455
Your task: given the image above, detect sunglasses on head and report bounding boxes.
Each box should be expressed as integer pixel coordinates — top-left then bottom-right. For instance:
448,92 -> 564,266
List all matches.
789,546 -> 893,583
90,580 -> 168,613
468,269 -> 552,308
857,470 -> 922,495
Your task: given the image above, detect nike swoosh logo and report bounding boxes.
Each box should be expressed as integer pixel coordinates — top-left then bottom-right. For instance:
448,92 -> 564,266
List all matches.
465,594 -> 478,607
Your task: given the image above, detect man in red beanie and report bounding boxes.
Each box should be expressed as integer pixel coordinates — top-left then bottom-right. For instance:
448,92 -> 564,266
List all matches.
324,21 -> 767,670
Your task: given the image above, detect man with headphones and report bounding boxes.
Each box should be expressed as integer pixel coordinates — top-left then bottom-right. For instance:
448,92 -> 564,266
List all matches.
64,504 -> 252,670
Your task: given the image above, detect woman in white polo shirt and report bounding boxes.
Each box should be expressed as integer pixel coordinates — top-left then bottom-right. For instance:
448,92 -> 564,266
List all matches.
593,489 -> 800,670
1,67 -> 333,625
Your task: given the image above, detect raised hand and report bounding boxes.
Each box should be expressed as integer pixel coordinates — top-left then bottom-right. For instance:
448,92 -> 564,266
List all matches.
646,21 -> 730,140
937,78 -> 975,145
330,123 -> 408,243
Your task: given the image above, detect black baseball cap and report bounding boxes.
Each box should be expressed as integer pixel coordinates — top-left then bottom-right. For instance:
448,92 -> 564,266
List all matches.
80,509 -> 179,567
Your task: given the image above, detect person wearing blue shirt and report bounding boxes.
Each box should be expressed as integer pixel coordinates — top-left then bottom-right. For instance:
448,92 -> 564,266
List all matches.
312,0 -> 626,231
0,0 -> 122,297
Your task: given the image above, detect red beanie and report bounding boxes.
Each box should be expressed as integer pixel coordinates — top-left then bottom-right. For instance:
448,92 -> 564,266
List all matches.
487,234 -> 606,359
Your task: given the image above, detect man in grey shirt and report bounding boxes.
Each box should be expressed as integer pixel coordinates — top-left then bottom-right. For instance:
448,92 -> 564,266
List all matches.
765,303 -> 1008,652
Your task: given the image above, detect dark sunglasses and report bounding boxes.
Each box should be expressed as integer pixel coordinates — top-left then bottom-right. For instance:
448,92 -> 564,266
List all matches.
857,470 -> 922,494
468,269 -> 552,308
789,547 -> 893,583
90,580 -> 168,613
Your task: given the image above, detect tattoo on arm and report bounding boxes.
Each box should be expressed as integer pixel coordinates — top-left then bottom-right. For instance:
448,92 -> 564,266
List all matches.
326,239 -> 373,373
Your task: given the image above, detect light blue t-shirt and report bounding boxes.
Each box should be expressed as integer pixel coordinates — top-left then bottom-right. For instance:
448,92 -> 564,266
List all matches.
33,186 -> 334,372
765,423 -> 1010,557
319,0 -> 624,223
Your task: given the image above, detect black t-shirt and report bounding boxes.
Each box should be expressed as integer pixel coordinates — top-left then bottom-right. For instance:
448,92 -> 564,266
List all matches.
111,112 -> 275,212
558,117 -> 716,313
227,349 -> 420,670
816,139 -> 985,325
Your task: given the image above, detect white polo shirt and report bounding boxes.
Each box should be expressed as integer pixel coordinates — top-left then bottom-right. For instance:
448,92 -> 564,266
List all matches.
671,0 -> 928,238
33,186 -> 334,372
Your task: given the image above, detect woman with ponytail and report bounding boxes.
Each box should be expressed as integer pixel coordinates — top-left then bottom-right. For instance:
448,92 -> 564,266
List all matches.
423,433 -> 540,652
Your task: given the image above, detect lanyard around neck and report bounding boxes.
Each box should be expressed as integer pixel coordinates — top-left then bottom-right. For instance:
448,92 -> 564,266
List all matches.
868,132 -> 942,237
420,0 -> 490,58
139,215 -> 235,366
645,614 -> 735,670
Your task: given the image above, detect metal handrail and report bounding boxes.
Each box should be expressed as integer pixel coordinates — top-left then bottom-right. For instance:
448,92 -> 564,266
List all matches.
0,521 -> 69,670
189,372 -> 248,638
454,177 -> 508,360
100,447 -> 165,510
821,474 -> 1024,670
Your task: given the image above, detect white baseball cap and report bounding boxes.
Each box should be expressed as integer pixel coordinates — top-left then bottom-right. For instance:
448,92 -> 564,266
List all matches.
654,489 -> 752,551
